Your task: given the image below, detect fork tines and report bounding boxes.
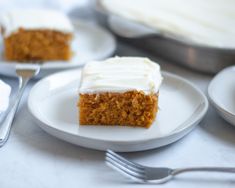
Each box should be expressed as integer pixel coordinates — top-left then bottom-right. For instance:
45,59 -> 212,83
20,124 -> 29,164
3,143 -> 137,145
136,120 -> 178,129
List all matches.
105,149 -> 147,181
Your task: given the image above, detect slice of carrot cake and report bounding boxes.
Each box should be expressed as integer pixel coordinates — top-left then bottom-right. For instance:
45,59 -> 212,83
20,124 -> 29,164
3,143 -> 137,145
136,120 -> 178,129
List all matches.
0,9 -> 74,62
78,57 -> 163,128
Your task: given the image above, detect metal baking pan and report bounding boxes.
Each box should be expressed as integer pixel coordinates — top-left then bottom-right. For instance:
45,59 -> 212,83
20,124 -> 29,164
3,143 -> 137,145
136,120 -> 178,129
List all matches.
94,0 -> 235,74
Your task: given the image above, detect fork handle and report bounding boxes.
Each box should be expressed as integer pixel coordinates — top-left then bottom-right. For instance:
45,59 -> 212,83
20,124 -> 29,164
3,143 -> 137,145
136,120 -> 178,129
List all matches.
172,167 -> 235,175
0,77 -> 29,147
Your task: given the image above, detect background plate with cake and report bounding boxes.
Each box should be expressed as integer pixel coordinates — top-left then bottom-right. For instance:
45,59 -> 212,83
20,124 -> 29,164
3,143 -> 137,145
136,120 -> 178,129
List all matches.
0,9 -> 116,77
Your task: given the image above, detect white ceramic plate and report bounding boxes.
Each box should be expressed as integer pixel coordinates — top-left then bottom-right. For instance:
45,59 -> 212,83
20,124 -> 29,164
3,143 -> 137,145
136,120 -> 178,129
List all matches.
208,66 -> 235,126
0,20 -> 116,77
28,69 -> 208,152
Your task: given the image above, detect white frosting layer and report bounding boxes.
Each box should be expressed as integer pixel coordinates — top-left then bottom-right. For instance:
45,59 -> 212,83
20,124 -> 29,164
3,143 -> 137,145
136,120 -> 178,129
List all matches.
0,9 -> 74,37
0,80 -> 11,113
101,0 -> 235,48
79,57 -> 162,94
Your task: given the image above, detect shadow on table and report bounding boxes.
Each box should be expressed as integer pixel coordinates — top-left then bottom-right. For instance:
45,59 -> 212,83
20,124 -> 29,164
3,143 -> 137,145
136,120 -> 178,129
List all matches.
199,106 -> 235,146
98,170 -> 235,186
173,175 -> 235,186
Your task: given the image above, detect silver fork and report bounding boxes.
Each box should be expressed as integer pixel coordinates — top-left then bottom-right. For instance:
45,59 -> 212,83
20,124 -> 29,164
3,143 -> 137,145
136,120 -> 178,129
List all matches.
0,64 -> 40,147
106,150 -> 235,184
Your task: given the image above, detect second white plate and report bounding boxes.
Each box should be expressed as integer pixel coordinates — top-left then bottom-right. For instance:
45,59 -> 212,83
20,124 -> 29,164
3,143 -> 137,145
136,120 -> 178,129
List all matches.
0,20 -> 116,77
28,69 -> 208,152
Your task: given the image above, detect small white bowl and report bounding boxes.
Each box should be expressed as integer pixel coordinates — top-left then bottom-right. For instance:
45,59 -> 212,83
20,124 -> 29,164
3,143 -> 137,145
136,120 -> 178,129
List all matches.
208,66 -> 235,126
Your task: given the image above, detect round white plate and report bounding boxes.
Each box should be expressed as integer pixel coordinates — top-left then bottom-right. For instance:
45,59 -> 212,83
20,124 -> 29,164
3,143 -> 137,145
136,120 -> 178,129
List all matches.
0,20 -> 116,77
208,66 -> 235,126
28,69 -> 208,152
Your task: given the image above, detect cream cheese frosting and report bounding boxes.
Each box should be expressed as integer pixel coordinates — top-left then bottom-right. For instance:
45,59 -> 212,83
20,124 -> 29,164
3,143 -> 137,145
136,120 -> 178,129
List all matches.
101,0 -> 235,48
79,57 -> 162,94
0,9 -> 74,37
0,80 -> 11,113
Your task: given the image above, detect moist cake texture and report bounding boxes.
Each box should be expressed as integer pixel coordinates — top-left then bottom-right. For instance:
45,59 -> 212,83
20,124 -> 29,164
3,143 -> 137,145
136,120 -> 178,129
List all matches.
78,57 -> 163,128
0,9 -> 73,61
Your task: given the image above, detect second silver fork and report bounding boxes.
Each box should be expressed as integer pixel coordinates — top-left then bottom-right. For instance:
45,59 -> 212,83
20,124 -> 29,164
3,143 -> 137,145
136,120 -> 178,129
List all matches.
0,64 -> 40,147
106,150 -> 235,184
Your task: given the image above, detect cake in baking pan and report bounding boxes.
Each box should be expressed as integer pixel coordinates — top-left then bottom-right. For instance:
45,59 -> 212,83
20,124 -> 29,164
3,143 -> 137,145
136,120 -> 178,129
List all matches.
100,0 -> 235,48
78,56 -> 163,128
0,9 -> 74,62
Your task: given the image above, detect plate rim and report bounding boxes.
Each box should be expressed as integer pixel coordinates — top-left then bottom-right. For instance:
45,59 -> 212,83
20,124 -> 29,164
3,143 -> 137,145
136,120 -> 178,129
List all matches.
28,68 -> 209,145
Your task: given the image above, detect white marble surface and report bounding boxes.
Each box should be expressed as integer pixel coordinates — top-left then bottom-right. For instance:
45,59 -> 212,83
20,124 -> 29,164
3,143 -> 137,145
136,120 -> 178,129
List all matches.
1,42 -> 235,188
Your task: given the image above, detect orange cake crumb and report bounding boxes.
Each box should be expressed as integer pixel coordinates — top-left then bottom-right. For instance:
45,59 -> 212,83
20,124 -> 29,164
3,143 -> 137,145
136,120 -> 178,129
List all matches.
3,29 -> 72,61
78,91 -> 159,128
